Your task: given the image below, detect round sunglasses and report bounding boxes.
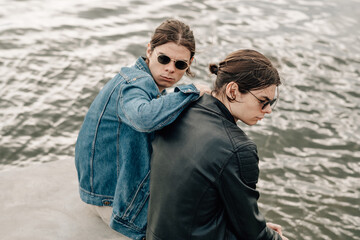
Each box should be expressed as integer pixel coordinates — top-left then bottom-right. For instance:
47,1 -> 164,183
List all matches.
247,90 -> 278,110
154,50 -> 189,70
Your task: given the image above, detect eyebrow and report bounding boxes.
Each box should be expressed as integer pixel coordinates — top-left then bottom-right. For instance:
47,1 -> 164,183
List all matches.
259,95 -> 271,101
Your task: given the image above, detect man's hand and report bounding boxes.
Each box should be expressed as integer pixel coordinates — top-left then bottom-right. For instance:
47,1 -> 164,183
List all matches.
194,83 -> 211,97
267,222 -> 289,240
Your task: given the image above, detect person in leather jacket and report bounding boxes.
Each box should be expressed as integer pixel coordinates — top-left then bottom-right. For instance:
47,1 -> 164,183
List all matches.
146,49 -> 289,240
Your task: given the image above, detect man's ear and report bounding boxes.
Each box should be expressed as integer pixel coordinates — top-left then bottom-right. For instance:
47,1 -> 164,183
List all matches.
189,56 -> 194,66
225,82 -> 239,100
146,43 -> 152,59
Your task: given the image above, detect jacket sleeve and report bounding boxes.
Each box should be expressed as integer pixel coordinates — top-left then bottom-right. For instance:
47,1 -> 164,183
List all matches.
218,145 -> 283,240
118,76 -> 200,132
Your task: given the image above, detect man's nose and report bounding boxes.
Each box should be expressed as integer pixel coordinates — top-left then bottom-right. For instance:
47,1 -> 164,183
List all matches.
165,61 -> 176,73
262,104 -> 272,114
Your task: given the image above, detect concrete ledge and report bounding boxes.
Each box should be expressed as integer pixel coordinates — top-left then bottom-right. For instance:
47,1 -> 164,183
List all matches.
0,159 -> 124,240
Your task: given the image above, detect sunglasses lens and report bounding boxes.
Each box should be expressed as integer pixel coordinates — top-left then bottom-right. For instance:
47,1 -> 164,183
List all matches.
263,98 -> 277,109
157,55 -> 171,65
270,98 -> 277,106
157,54 -> 188,70
175,61 -> 188,70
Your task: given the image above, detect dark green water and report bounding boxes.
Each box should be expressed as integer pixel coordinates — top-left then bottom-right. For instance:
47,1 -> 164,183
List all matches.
0,0 -> 359,239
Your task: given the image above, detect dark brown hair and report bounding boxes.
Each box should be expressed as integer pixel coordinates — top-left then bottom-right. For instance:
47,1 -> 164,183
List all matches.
149,19 -> 196,77
210,49 -> 281,99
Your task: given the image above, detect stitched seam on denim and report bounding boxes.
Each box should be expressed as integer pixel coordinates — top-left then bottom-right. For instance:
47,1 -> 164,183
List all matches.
118,85 -> 141,131
175,84 -> 200,94
135,59 -> 146,72
112,213 -> 146,233
119,70 -> 129,82
130,190 -> 149,223
90,81 -> 122,192
116,120 -> 121,177
123,170 -> 150,218
79,187 -> 114,199
118,77 -> 154,132
150,103 -> 185,130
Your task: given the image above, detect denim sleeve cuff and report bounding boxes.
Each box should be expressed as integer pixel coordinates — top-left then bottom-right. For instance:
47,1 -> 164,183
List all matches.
174,84 -> 200,95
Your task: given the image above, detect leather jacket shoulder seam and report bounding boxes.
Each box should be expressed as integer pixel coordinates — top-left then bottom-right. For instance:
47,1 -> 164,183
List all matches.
216,150 -> 237,179
222,119 -> 254,151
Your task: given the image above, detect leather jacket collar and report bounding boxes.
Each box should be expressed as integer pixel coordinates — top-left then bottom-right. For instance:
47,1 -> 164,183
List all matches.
197,94 -> 236,124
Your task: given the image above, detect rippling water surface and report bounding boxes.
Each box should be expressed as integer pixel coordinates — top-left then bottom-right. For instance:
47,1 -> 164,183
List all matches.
0,0 -> 359,239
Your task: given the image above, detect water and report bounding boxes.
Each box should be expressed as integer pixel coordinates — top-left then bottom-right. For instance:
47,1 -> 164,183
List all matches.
0,0 -> 359,239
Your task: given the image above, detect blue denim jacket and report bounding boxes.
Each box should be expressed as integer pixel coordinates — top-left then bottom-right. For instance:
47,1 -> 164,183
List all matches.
75,57 -> 200,239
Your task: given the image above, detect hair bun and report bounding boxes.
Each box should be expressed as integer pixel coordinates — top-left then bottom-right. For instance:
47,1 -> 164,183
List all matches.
209,64 -> 219,75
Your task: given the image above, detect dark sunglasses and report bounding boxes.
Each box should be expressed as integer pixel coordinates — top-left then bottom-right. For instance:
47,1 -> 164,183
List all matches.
155,50 -> 189,70
247,90 -> 277,110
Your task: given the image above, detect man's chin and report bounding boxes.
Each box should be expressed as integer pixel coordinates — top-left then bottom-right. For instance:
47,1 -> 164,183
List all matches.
157,81 -> 175,89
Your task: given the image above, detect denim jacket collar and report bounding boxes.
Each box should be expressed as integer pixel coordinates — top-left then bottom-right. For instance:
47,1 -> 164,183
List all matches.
136,57 -> 151,75
136,57 -> 166,95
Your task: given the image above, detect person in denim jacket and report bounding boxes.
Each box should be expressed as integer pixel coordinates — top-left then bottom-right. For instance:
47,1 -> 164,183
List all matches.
75,19 -> 209,240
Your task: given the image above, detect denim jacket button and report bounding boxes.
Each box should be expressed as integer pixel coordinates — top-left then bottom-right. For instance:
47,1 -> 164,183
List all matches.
103,201 -> 110,206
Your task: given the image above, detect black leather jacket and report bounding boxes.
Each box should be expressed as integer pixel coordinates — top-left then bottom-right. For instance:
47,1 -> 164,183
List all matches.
146,94 -> 282,240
